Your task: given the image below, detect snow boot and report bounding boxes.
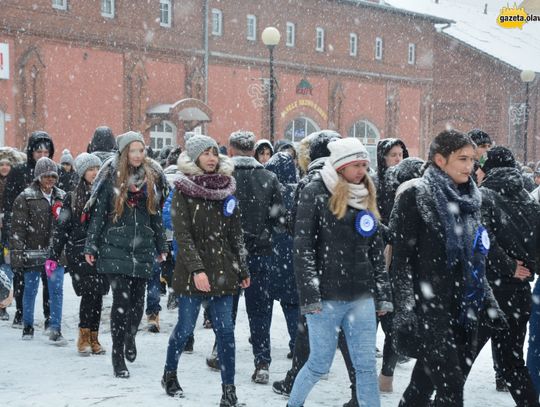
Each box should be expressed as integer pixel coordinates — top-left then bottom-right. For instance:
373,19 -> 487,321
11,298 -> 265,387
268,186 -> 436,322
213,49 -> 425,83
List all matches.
220,384 -> 245,407
43,317 -> 51,335
166,293 -> 178,310
0,307 -> 9,321
343,385 -> 359,407
379,374 -> 393,393
90,330 -> 106,355
22,325 -> 34,340
251,363 -> 270,384
49,330 -> 68,346
125,333 -> 137,362
112,348 -> 129,378
147,313 -> 160,333
12,310 -> 23,329
161,370 -> 184,398
77,328 -> 92,356
206,343 -> 220,371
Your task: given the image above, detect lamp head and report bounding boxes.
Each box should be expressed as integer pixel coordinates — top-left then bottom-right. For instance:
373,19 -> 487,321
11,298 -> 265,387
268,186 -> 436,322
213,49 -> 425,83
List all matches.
262,27 -> 281,47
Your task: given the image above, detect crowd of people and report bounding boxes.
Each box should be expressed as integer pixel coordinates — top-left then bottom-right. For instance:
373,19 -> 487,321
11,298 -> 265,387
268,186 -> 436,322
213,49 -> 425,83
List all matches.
0,126 -> 539,407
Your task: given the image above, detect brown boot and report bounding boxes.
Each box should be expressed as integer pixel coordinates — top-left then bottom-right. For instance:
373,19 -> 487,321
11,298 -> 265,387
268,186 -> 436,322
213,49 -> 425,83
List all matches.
90,331 -> 106,355
147,313 -> 160,333
379,374 -> 393,393
77,328 -> 92,356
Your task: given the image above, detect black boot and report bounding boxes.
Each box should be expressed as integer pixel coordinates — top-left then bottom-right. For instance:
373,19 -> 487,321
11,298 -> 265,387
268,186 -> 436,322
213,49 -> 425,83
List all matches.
161,370 -> 184,398
125,333 -> 137,363
272,371 -> 294,396
206,343 -> 220,371
220,384 -> 245,407
112,348 -> 129,378
343,384 -> 359,407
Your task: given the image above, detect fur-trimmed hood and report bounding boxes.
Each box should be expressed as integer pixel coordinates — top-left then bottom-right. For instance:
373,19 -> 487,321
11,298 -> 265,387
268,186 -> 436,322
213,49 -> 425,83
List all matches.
177,151 -> 234,176
0,147 -> 26,166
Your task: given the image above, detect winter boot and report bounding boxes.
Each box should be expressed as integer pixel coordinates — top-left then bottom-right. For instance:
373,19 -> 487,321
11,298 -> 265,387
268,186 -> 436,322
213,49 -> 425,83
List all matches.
125,333 -> 137,362
343,384 -> 359,407
379,374 -> 393,393
12,310 -> 23,329
90,330 -> 106,355
77,328 -> 92,356
49,330 -> 68,346
22,325 -> 34,340
161,370 -> 184,398
43,317 -> 51,335
220,384 -> 245,407
112,348 -> 129,378
166,293 -> 178,310
0,307 -> 9,321
147,313 -> 160,333
272,375 -> 293,396
251,363 -> 270,384
206,343 -> 220,371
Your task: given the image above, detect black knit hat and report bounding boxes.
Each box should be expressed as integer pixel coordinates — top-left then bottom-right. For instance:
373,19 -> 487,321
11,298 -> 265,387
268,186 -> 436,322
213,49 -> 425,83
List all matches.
481,146 -> 516,174
309,130 -> 341,161
468,129 -> 492,147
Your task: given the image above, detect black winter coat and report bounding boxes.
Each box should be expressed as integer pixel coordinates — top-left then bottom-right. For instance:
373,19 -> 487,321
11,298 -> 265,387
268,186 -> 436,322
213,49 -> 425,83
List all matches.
232,156 -> 283,256
2,131 -> 55,244
57,168 -> 78,193
294,177 -> 393,314
10,183 -> 65,269
50,186 -> 109,296
480,167 -> 540,290
390,177 -> 502,357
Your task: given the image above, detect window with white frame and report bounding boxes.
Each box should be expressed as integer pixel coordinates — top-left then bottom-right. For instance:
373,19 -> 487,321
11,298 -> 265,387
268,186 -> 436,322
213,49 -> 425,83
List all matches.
375,37 -> 383,60
286,22 -> 295,47
316,27 -> 325,52
150,121 -> 177,150
349,33 -> 358,57
348,120 -> 380,163
160,0 -> 172,28
408,43 -> 416,65
284,117 -> 320,142
52,0 -> 67,10
101,0 -> 115,18
247,15 -> 257,41
211,8 -> 223,36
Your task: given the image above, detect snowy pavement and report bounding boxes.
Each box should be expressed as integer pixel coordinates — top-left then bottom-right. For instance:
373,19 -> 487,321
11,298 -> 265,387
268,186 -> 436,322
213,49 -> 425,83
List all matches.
0,274 -> 514,406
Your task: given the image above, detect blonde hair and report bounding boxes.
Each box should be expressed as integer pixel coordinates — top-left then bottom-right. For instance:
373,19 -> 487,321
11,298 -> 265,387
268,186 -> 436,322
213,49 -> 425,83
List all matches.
329,174 -> 379,220
113,148 -> 157,222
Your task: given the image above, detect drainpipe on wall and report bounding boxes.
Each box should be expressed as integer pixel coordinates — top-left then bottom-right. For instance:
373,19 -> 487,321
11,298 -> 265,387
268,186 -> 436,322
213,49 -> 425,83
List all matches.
203,0 -> 209,133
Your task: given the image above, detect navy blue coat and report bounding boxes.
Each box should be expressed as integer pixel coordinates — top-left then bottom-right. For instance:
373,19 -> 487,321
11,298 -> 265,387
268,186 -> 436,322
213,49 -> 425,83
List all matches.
265,153 -> 299,304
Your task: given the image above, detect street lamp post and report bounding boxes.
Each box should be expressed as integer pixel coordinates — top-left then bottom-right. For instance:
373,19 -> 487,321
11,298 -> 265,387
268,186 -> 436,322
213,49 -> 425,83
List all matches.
262,27 -> 281,145
520,70 -> 536,163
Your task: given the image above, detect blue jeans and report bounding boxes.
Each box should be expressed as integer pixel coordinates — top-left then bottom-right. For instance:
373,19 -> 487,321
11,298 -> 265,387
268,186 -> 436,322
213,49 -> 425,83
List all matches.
288,298 -> 380,407
23,266 -> 64,331
244,255 -> 273,366
145,259 -> 162,315
165,295 -> 235,384
528,279 -> 540,396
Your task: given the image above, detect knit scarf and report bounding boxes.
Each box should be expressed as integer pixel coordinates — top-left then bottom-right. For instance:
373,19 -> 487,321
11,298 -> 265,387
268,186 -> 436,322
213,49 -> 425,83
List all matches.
320,160 -> 369,210
175,173 -> 236,201
424,166 -> 485,328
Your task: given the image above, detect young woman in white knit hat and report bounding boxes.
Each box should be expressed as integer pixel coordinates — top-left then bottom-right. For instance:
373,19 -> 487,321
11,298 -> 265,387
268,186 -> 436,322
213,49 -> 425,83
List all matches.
287,137 -> 392,407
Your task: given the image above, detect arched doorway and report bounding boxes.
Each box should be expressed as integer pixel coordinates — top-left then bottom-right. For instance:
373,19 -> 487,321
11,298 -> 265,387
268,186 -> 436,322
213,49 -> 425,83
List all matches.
348,119 -> 380,163
150,120 -> 177,150
284,116 -> 320,142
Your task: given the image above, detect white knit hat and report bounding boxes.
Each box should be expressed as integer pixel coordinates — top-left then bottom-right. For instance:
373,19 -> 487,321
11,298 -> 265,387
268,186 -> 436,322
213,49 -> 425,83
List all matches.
328,138 -> 370,171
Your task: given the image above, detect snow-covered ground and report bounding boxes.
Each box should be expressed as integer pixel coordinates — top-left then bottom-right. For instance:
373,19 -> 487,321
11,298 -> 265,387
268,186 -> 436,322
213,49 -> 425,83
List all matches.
0,274 -> 515,406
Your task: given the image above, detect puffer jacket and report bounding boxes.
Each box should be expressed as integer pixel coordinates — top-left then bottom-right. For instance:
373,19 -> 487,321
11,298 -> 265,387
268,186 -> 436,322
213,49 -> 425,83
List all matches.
232,156 -> 283,256
83,161 -> 168,279
480,167 -> 540,289
294,176 -> 392,314
10,182 -> 65,269
171,153 -> 249,296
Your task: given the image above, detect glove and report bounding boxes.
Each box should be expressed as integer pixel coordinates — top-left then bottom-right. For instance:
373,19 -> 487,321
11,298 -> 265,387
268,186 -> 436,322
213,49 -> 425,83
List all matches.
45,260 -> 58,278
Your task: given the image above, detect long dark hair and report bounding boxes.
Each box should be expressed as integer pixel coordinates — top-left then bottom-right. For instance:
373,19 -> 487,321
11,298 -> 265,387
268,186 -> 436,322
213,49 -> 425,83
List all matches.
72,177 -> 92,218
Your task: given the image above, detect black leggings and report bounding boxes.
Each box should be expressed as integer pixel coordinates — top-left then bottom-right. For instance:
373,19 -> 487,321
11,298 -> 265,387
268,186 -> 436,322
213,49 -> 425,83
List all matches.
380,312 -> 400,376
108,275 -> 146,356
79,294 -> 103,331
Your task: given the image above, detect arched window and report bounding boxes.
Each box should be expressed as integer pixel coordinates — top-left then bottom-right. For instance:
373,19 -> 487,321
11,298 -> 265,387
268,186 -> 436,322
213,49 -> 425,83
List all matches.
284,116 -> 320,142
150,120 -> 177,150
0,110 -> 5,147
348,119 -> 380,163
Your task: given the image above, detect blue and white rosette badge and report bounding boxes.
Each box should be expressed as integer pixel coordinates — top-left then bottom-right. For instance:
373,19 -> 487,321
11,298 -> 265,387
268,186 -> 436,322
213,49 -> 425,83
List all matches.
223,195 -> 237,217
473,225 -> 490,255
355,210 -> 377,237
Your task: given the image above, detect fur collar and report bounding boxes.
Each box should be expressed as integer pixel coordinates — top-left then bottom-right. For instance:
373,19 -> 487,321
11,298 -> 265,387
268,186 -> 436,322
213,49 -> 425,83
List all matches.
177,152 -> 234,176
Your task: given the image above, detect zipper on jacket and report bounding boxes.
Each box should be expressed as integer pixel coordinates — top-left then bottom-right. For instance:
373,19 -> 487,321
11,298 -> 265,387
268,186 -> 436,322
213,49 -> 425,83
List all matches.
132,208 -> 137,275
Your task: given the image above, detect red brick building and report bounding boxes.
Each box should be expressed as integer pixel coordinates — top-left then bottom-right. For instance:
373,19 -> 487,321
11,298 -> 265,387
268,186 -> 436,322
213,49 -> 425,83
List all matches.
1,0 -> 537,162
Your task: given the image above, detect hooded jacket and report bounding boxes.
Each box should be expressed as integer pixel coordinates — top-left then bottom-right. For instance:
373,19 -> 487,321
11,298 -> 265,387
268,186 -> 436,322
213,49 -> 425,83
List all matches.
2,131 -> 55,245
87,126 -> 116,163
480,167 -> 540,289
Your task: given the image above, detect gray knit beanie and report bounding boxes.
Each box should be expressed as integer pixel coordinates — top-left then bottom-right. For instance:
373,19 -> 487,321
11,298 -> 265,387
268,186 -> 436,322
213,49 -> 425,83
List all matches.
229,130 -> 255,151
116,131 -> 145,154
34,157 -> 59,181
186,135 -> 219,162
74,153 -> 102,178
60,149 -> 74,165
